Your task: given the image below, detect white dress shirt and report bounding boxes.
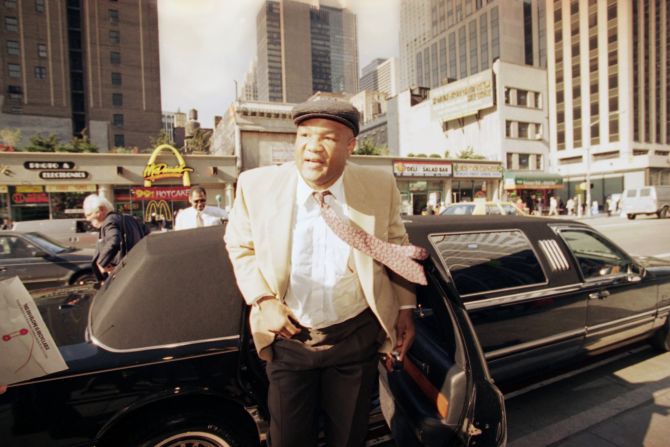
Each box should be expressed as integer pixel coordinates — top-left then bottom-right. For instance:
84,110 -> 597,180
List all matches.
284,174 -> 369,329
174,206 -> 228,230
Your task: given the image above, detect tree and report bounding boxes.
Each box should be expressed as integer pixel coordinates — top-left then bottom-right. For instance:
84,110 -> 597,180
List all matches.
416,153 -> 428,158
57,129 -> 98,153
0,128 -> 21,151
354,139 -> 385,156
457,146 -> 486,160
444,150 -> 451,159
429,153 -> 441,158
149,130 -> 173,149
23,134 -> 59,152
184,128 -> 211,153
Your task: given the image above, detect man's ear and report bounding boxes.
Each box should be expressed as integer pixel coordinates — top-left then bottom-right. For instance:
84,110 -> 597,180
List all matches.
347,137 -> 357,154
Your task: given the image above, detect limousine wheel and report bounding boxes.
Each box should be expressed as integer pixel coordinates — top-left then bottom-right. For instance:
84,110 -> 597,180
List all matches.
131,416 -> 243,447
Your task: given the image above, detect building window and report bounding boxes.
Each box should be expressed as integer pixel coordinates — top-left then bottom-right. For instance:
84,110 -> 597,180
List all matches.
505,120 -> 514,137
518,122 -> 529,138
469,20 -> 478,74
5,16 -> 19,32
37,43 -> 47,58
8,63 -> 20,78
114,134 -> 125,147
517,89 -> 528,107
110,51 -> 121,64
519,153 -> 530,169
113,114 -> 124,127
109,9 -> 119,24
6,40 -> 19,55
34,66 -> 47,79
535,154 -> 543,170
4,0 -> 17,8
35,0 -> 44,12
111,72 -> 122,85
7,85 -> 22,99
112,93 -> 123,106
109,30 -> 120,44
506,152 -> 514,169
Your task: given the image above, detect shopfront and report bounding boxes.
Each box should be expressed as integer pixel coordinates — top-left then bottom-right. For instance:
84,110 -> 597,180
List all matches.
503,171 -> 564,212
391,159 -> 503,215
0,148 -> 237,225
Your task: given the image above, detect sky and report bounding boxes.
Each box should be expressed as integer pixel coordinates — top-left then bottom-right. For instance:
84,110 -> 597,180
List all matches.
157,0 -> 400,127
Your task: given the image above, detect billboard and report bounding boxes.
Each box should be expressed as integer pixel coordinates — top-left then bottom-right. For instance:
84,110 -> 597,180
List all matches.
431,70 -> 494,123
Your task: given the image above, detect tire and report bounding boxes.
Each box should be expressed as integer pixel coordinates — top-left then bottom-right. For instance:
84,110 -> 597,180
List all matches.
651,319 -> 670,352
627,213 -> 636,220
128,415 -> 244,447
70,271 -> 97,286
661,207 -> 669,219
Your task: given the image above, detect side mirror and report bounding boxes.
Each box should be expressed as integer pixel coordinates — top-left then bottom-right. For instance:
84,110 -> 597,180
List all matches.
627,263 -> 644,283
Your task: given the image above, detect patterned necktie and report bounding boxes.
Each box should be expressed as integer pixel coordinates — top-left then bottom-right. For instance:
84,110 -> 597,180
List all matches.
196,211 -> 204,228
313,191 -> 429,285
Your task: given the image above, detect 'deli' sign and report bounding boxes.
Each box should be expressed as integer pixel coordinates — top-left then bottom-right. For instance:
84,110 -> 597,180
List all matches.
143,144 -> 194,187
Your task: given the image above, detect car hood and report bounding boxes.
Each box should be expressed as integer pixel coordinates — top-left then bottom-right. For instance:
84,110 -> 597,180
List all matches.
57,247 -> 95,261
634,255 -> 670,269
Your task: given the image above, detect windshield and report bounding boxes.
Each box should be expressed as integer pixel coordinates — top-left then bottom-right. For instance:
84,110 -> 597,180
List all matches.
23,232 -> 71,254
443,205 -> 475,215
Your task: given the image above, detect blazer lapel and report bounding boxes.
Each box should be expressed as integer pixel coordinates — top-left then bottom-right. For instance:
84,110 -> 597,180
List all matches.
343,163 -> 376,302
265,164 -> 297,300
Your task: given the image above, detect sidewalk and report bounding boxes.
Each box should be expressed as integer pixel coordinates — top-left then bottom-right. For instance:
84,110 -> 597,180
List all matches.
507,351 -> 670,447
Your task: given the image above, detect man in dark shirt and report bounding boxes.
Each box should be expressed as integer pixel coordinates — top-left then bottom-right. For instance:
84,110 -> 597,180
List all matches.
83,194 -> 147,280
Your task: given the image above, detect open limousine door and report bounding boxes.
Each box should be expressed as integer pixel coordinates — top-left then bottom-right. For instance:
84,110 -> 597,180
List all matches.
379,250 -> 507,447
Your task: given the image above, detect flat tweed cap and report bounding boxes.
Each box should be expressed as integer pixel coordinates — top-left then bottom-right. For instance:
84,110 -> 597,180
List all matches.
292,100 -> 360,136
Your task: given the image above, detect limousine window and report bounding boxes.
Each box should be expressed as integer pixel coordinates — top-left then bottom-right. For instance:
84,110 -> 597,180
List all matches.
429,230 -> 546,297
557,229 -> 629,279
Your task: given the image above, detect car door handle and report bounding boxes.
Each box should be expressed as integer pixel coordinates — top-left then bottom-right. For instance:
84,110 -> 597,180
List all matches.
589,290 -> 610,300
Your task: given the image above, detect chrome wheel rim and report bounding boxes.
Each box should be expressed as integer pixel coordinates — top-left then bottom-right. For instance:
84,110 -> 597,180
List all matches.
153,431 -> 232,447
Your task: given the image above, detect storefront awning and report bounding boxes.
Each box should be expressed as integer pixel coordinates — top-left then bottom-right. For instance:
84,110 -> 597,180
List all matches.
504,171 -> 564,190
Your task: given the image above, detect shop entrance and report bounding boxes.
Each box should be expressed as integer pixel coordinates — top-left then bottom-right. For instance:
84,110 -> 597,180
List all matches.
412,193 -> 428,215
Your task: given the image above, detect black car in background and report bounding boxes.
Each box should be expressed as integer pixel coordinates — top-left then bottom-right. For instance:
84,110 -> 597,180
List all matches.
0,225 -> 506,447
0,231 -> 96,290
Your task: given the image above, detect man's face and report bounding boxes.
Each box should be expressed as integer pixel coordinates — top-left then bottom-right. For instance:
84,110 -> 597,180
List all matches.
294,118 -> 356,190
190,191 -> 207,211
85,208 -> 108,229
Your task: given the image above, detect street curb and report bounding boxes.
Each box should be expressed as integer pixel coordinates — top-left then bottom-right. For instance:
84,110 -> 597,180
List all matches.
508,372 -> 670,447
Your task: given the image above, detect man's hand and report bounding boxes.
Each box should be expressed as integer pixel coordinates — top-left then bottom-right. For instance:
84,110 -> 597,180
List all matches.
394,309 -> 415,361
97,262 -> 115,273
256,296 -> 301,339
0,384 -> 7,395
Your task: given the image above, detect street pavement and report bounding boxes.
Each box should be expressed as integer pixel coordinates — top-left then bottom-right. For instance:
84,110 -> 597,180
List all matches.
506,348 -> 670,447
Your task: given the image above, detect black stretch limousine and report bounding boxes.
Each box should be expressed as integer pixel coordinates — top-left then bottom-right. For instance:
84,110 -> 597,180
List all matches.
1,216 -> 668,447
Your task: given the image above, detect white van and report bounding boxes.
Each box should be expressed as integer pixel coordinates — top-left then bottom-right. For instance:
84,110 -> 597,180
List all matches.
620,186 -> 670,219
12,218 -> 98,248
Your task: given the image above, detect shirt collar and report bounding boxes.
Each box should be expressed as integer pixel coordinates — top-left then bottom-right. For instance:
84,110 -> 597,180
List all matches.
296,171 -> 346,207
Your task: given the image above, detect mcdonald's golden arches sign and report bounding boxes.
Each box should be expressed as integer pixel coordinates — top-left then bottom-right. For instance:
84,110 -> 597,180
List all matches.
143,144 -> 194,187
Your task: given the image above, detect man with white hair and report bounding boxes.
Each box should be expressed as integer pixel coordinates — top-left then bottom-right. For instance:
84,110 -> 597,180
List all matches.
83,194 -> 147,280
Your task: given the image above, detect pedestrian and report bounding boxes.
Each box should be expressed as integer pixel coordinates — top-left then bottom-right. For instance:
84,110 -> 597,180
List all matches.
83,194 -> 148,281
224,99 -> 428,447
548,196 -> 559,216
174,186 -> 228,230
0,217 -> 12,230
566,197 -> 575,216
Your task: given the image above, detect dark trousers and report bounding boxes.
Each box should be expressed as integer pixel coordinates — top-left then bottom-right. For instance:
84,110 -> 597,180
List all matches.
266,308 -> 384,447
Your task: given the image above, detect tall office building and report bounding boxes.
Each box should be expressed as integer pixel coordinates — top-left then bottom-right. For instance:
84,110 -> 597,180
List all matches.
255,0 -> 358,103
0,0 -> 162,150
398,0 -> 547,90
359,57 -> 399,97
547,0 -> 670,200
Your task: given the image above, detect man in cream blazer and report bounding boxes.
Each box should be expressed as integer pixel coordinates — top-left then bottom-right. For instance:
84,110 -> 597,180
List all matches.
224,100 -> 416,447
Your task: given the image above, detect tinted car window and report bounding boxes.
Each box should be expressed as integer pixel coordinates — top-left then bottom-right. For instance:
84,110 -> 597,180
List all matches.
429,230 -> 546,297
557,229 -> 630,279
640,188 -> 651,197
